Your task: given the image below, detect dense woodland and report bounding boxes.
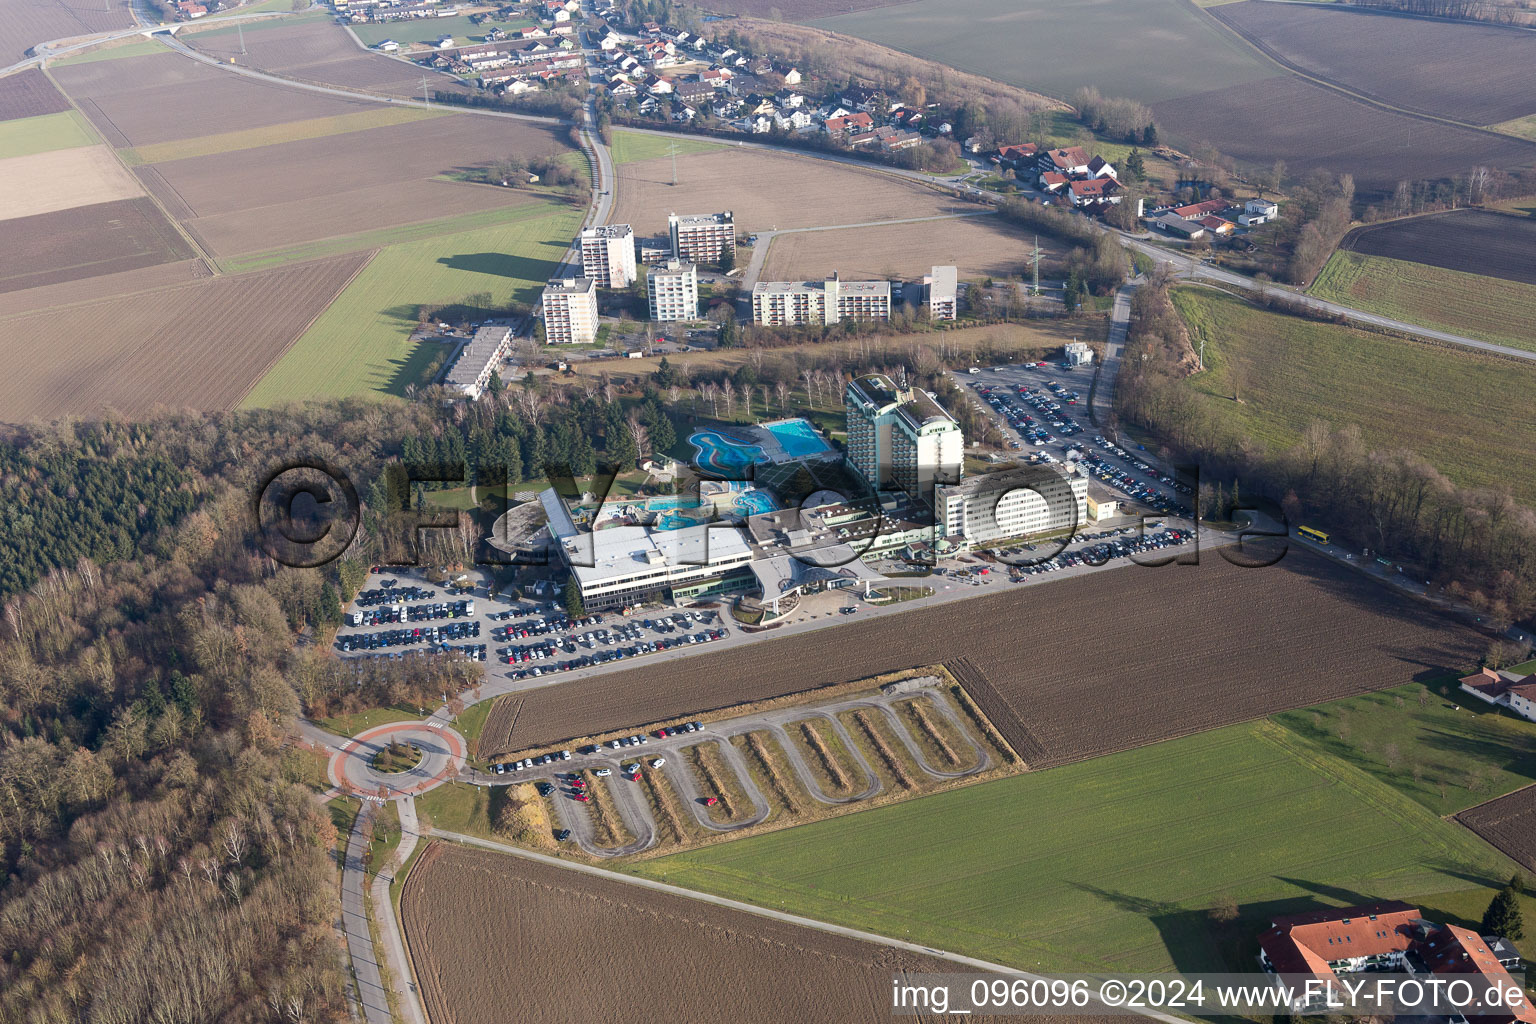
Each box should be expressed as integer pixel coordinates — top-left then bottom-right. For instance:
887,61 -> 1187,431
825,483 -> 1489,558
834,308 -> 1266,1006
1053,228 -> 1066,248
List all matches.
1116,277 -> 1536,626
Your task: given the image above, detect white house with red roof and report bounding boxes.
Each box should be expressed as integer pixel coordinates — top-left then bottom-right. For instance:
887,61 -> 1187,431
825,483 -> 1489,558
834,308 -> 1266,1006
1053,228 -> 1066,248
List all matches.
1460,666 -> 1536,723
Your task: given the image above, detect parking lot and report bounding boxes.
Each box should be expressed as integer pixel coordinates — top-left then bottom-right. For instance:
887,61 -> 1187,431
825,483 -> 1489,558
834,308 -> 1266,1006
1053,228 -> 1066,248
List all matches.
954,363 -> 1196,520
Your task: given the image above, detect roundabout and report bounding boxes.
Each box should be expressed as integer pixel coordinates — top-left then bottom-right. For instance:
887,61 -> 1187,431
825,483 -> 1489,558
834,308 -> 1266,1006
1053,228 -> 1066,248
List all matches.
329,720 -> 466,798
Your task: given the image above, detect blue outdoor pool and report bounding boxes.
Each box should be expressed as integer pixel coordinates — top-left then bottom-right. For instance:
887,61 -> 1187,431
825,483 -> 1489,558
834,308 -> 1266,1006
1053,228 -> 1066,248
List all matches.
764,418 -> 832,457
734,490 -> 780,516
688,429 -> 768,472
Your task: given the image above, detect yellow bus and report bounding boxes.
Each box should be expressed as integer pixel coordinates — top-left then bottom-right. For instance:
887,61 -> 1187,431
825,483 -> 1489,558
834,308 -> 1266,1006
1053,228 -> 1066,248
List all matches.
1297,525 -> 1329,545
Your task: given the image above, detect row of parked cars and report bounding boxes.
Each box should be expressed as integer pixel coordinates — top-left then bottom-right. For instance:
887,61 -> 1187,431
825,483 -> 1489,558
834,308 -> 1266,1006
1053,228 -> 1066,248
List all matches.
1009,527 -> 1192,577
354,583 -> 433,608
1086,437 -> 1195,518
489,749 -> 573,773
338,619 -> 482,652
352,598 -> 474,627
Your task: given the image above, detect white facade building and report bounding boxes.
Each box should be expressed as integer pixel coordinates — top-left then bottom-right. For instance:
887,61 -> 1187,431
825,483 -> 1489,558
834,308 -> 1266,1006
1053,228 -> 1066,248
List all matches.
924,265 -> 957,321
540,277 -> 599,344
752,275 -> 891,327
444,324 -> 513,400
669,210 -> 735,264
579,223 -> 637,288
937,464 -> 1087,546
844,373 -> 964,498
647,260 -> 698,321
1064,341 -> 1094,366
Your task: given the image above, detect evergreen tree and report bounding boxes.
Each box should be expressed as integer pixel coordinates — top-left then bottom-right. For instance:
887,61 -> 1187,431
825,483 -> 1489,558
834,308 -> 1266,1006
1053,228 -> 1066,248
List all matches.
563,577 -> 585,617
1483,887 -> 1525,940
1125,147 -> 1146,182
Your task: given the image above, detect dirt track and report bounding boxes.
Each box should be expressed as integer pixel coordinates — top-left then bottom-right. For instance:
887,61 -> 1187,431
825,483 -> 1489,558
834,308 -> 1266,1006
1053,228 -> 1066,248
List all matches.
503,549 -> 1481,769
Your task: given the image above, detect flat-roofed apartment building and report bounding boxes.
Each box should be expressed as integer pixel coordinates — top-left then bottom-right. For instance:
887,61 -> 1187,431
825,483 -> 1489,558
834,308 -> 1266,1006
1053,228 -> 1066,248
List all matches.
579,223 -> 637,287
668,210 -> 735,263
539,489 -> 755,610
752,275 -> 891,327
844,373 -> 963,498
924,265 -> 957,321
540,277 -> 599,344
445,324 -> 513,399
647,260 -> 698,321
937,463 -> 1087,546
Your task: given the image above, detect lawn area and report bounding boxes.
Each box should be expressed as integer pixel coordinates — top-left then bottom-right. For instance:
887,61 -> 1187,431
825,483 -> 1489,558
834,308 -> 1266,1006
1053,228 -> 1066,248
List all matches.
122,107 -> 447,166
813,0 -> 1272,103
631,720 -> 1516,973
316,703 -> 426,736
609,129 -> 724,165
1273,676 -> 1536,816
454,697 -> 495,748
241,201 -> 582,406
1311,250 -> 1536,355
415,779 -> 495,840
0,109 -> 95,158
1170,287 -> 1536,505
1492,113 -> 1536,140
351,15 -> 530,47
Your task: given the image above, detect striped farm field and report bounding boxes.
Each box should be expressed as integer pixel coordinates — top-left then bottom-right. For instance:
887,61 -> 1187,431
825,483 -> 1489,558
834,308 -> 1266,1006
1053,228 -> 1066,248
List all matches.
240,202 -> 581,407
120,106 -> 450,165
1311,249 -> 1536,355
633,720 -> 1517,973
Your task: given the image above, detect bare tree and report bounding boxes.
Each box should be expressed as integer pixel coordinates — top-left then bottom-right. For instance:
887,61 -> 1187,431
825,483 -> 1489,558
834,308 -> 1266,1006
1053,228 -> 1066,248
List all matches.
625,407 -> 649,460
721,378 -> 736,419
219,819 -> 248,867
776,380 -> 789,412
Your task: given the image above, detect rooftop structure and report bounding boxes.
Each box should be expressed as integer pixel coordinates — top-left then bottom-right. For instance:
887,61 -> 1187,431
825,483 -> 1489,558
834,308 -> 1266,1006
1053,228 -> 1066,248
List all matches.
444,324 -> 513,400
936,463 -> 1086,546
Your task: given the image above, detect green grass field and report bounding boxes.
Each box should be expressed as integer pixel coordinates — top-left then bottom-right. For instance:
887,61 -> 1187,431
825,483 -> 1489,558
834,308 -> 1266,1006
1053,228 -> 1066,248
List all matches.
814,0 -> 1272,103
608,130 -> 724,165
122,107 -> 449,166
51,39 -> 167,66
351,15 -> 530,47
241,201 -> 581,407
1170,288 -> 1536,505
1311,250 -> 1536,355
1492,113 -> 1536,140
0,110 -> 96,158
1274,677 -> 1536,817
632,720 -> 1515,973
315,703 -> 426,735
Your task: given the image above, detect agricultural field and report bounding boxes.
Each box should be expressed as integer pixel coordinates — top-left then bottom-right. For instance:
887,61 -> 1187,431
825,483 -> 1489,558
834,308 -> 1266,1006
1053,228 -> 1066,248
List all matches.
607,128 -> 723,165
0,258 -> 209,319
350,14 -> 527,47
185,16 -> 459,97
402,842 -> 1101,1022
759,212 -> 1058,282
636,719 -> 1517,973
1170,288 -> 1536,502
497,549 -> 1480,765
241,202 -> 581,406
0,143 -> 143,219
1339,210 -> 1536,288
1150,75 -> 1536,194
704,0 -> 901,16
51,50 -> 378,146
0,108 -> 94,157
133,113 -> 573,259
612,146 -> 986,238
1460,786 -> 1536,873
1274,677 -> 1536,817
0,197 -> 195,294
0,253 -> 366,421
813,0 -> 1272,103
0,0 -> 134,64
1310,249 -> 1536,354
1209,2 -> 1536,126
119,106 -> 447,165
0,68 -> 72,122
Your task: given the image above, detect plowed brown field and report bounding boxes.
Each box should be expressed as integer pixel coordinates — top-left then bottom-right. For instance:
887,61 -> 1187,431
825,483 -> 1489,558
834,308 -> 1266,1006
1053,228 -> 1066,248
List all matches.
0,197 -> 194,294
1458,787 -> 1536,873
0,68 -> 71,122
52,50 -> 375,146
760,213 -> 1058,282
612,147 -> 981,238
501,549 -> 1480,768
0,1 -> 133,64
401,842 -> 1113,1024
135,113 -> 567,256
0,252 -> 366,421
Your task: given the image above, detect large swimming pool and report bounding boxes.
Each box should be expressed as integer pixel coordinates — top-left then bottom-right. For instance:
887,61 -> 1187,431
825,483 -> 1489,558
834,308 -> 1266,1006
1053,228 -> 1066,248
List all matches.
734,490 -> 779,516
764,418 -> 832,457
689,429 -> 768,472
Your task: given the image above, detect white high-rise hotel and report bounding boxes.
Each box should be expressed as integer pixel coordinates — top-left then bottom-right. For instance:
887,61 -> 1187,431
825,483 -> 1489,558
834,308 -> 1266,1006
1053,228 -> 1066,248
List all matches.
540,278 -> 599,344
647,260 -> 698,322
579,224 -> 637,288
843,373 -> 964,498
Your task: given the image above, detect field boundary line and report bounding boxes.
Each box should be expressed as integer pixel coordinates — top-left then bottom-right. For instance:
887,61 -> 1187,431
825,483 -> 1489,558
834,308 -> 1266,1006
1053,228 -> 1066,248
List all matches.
229,248 -> 377,408
1200,0 -> 1536,147
422,829 -> 1189,1024
1455,779 -> 1536,819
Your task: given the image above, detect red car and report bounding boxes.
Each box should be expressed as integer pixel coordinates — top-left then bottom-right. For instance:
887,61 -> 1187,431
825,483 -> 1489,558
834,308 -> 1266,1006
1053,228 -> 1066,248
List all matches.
654,729 -> 668,738
570,779 -> 587,790
574,793 -> 590,803
702,796 -> 718,807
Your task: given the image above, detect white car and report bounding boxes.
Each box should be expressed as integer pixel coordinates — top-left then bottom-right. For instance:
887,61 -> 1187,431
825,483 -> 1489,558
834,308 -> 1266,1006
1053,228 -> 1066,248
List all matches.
649,757 -> 665,768
594,767 -> 612,777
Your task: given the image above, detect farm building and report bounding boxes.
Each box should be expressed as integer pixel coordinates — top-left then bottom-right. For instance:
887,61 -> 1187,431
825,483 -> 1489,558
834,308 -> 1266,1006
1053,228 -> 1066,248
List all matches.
1153,213 -> 1206,240
1459,666 -> 1536,723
